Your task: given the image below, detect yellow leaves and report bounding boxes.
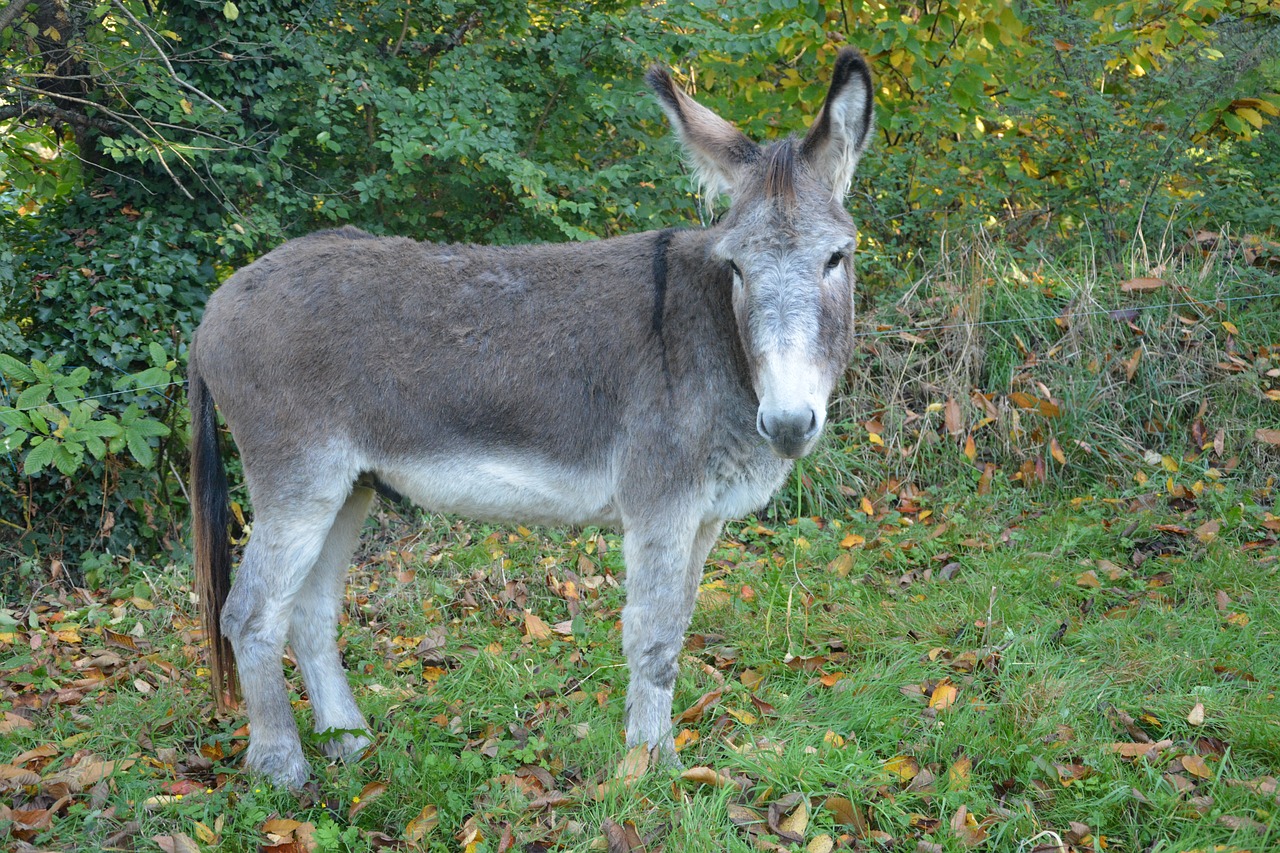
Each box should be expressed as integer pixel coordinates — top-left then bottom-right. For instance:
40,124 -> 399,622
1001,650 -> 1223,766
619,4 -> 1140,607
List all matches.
962,434 -> 976,462
1234,108 -> 1264,130
885,754 -> 920,783
859,496 -> 875,517
948,755 -> 972,790
839,532 -> 865,548
928,678 -> 958,710
404,804 -> 438,848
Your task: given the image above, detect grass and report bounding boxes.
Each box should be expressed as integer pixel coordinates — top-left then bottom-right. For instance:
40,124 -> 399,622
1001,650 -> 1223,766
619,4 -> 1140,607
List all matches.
2,470 -> 1278,852
3,235 -> 1279,851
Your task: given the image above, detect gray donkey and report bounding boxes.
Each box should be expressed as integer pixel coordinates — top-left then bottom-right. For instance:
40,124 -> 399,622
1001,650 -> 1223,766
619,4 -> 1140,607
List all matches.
189,48 -> 873,788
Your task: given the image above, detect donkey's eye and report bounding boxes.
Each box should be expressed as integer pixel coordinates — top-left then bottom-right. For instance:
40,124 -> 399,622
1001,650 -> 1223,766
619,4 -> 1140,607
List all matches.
825,251 -> 846,273
728,260 -> 743,280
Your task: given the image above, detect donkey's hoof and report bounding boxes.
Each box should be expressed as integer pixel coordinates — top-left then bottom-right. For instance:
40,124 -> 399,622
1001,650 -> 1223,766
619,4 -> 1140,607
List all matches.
245,745 -> 312,790
319,730 -> 372,761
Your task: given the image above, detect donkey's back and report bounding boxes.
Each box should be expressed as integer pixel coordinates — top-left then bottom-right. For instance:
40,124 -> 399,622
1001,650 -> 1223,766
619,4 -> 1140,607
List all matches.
191,48 -> 874,789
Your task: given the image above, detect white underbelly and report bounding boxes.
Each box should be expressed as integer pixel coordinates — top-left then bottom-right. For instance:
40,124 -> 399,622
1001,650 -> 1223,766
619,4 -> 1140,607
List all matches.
375,455 -> 620,527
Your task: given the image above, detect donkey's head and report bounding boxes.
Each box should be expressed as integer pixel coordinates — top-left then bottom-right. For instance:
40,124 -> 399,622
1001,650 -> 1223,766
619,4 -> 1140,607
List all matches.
648,50 -> 874,459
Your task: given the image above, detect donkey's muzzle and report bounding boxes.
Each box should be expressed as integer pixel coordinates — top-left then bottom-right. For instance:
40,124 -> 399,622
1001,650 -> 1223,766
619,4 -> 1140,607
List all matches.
758,406 -> 822,459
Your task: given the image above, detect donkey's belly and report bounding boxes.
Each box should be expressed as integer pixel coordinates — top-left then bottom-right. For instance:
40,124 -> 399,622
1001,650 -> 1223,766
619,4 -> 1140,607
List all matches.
374,455 -> 620,528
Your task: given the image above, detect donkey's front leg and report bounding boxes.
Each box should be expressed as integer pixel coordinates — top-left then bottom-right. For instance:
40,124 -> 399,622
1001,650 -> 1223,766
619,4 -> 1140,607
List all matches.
621,518 -> 723,763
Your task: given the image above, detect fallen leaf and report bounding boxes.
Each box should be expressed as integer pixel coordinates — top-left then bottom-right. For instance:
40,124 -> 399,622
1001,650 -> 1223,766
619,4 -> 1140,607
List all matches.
1256,428 -> 1280,446
885,755 -> 920,783
948,755 -> 972,790
1218,814 -> 1268,833
767,793 -> 808,844
614,744 -> 650,783
152,834 -> 201,853
1120,277 -> 1165,292
949,805 -> 987,846
405,804 -> 438,846
1188,702 -> 1205,726
1182,754 -> 1212,779
807,835 -> 834,853
679,766 -> 740,790
348,780 -> 388,819
674,688 -> 722,724
928,679 -> 958,710
522,610 -> 552,641
823,796 -> 867,833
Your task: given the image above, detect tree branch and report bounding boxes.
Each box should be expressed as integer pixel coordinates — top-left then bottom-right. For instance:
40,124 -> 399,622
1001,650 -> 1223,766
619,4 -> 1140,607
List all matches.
111,0 -> 227,113
0,101 -> 121,133
0,0 -> 30,36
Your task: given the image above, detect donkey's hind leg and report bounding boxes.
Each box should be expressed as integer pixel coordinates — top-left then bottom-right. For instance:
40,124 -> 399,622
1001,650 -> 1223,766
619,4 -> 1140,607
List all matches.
288,485 -> 375,761
221,488 -> 347,789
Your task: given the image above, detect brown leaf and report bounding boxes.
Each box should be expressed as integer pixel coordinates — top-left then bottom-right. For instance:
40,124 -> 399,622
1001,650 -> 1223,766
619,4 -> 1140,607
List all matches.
1120,277 -> 1166,292
405,804 -> 438,846
1255,428 -> 1280,446
348,780 -> 388,819
944,397 -> 963,436
674,688 -> 722,724
601,818 -> 632,853
949,805 -> 987,846
151,834 -> 201,853
726,804 -> 763,827
1187,702 -> 1205,726
678,766 -> 740,790
823,796 -> 867,834
614,744 -> 650,783
522,610 -> 552,641
0,711 -> 33,733
948,755 -> 972,790
767,793 -> 808,844
1181,754 -> 1212,779
1218,814 -> 1268,833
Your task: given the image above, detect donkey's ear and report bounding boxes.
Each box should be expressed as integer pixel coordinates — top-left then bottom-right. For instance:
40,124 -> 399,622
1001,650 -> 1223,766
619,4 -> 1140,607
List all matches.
801,48 -> 874,200
647,66 -> 761,199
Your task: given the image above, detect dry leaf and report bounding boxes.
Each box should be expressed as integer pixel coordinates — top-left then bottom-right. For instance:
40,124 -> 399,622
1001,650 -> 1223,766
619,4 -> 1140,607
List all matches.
679,766 -> 740,789
522,610 -> 552,641
1255,428 -> 1280,446
1182,754 -> 1212,779
152,834 -> 201,853
1120,277 -> 1165,292
614,744 -> 650,782
885,755 -> 920,783
674,688 -> 722,724
405,804 -> 439,846
1188,702 -> 1205,726
928,679 -> 958,710
948,755 -> 972,790
807,835 -> 834,853
348,780 -> 388,819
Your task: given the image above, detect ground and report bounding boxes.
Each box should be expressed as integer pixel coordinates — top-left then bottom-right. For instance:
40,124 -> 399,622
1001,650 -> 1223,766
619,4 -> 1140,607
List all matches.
2,474 -> 1279,852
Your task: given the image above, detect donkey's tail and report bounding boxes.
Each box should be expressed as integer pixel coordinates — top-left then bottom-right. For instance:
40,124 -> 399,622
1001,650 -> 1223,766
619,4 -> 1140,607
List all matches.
189,362 -> 238,711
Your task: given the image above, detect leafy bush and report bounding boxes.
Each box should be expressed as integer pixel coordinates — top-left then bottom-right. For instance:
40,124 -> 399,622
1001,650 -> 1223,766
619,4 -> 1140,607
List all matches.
0,193 -> 212,577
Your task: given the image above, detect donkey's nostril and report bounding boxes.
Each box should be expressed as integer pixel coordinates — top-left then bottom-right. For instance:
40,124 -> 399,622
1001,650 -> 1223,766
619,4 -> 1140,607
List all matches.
758,406 -> 822,458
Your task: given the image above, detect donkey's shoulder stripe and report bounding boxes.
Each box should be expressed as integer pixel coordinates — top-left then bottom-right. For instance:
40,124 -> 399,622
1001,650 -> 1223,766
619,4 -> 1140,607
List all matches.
651,228 -> 677,338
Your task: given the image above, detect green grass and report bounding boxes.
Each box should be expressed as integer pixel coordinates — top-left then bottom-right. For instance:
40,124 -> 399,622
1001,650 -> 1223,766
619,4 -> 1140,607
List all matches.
3,470 -> 1278,852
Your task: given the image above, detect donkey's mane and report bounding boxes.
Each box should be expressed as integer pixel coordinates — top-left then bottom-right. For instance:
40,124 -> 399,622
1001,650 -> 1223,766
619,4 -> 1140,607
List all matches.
761,138 -> 800,207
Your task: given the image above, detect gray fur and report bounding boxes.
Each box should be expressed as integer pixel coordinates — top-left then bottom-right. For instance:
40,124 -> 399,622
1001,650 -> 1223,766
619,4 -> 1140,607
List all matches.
189,48 -> 874,788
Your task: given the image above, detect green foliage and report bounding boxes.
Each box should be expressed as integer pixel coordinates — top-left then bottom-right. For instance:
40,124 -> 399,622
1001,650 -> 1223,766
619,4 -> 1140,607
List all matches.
1,0 -> 1277,573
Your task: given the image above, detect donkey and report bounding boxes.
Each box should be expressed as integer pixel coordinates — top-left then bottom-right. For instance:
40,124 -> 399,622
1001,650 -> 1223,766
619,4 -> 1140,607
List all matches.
189,48 -> 873,788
